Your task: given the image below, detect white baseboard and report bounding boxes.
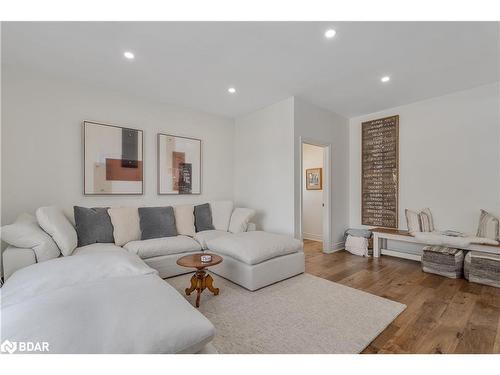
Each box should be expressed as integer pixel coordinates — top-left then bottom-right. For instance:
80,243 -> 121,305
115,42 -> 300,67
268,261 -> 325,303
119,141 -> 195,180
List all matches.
333,241 -> 345,251
302,233 -> 323,242
322,241 -> 345,253
302,236 -> 344,254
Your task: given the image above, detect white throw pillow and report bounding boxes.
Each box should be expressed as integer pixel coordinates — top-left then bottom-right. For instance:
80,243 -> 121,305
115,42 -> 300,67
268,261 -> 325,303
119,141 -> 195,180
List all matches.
405,209 -> 421,234
476,209 -> 499,241
210,201 -> 234,231
107,207 -> 142,246
36,206 -> 78,256
419,208 -> 435,232
1,213 -> 60,261
229,208 -> 256,234
174,205 -> 196,237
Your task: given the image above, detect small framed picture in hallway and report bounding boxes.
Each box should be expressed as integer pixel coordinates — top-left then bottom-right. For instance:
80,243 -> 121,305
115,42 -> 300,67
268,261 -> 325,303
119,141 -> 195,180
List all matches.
306,168 -> 322,190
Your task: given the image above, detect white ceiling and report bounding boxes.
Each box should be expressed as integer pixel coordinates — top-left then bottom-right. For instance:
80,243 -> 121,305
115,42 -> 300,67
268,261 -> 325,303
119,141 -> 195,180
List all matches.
2,22 -> 499,118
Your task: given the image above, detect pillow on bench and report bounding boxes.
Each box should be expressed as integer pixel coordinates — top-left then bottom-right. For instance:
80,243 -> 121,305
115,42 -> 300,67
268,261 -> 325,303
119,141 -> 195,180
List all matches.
419,208 -> 435,232
405,207 -> 435,233
477,209 -> 499,241
405,209 -> 421,233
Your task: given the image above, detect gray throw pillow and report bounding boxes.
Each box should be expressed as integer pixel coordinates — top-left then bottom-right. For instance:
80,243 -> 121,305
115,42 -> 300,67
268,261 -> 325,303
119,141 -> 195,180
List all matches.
139,206 -> 177,240
74,206 -> 114,247
194,203 -> 215,232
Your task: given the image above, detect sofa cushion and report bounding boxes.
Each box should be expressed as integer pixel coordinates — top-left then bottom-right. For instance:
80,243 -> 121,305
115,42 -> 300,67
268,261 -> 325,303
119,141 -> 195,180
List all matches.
139,206 -> 177,240
74,206 -> 114,247
174,205 -> 196,237
124,236 -> 202,259
194,230 -> 231,250
72,243 -> 127,256
210,201 -> 234,231
206,231 -> 303,265
229,208 -> 256,233
1,214 -> 60,262
107,207 -> 141,246
36,206 -> 78,256
194,203 -> 215,232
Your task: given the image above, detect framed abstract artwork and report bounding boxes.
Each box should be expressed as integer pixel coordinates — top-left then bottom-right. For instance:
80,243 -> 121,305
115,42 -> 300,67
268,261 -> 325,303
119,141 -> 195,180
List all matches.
157,133 -> 201,195
83,121 -> 144,195
306,168 -> 322,190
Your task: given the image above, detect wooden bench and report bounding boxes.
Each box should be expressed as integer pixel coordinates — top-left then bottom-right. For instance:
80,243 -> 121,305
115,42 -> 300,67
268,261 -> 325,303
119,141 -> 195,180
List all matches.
371,227 -> 500,261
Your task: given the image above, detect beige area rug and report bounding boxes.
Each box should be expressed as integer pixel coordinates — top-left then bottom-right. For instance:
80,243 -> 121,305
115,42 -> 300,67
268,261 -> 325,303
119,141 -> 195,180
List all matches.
167,273 -> 406,354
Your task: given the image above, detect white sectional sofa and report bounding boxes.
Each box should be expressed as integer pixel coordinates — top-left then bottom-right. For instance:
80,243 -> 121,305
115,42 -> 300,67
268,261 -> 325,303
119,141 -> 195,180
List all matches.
0,201 -> 304,353
1,202 -> 304,287
0,201 -> 305,354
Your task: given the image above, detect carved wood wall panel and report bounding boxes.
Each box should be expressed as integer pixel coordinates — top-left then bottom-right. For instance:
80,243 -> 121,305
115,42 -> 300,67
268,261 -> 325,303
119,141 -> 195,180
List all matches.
361,115 -> 399,228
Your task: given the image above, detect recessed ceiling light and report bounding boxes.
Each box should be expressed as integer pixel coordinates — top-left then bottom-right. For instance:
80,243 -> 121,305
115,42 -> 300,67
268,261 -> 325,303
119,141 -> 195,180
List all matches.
381,76 -> 391,83
123,51 -> 135,60
228,87 -> 236,94
324,29 -> 336,39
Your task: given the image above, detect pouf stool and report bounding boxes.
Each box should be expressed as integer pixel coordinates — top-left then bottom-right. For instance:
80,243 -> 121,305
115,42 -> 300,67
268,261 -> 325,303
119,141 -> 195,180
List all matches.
422,245 -> 464,278
464,251 -> 500,288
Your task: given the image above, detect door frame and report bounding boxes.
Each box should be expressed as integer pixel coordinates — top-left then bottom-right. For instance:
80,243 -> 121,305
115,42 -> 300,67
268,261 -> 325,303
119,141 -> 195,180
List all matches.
299,137 -> 332,252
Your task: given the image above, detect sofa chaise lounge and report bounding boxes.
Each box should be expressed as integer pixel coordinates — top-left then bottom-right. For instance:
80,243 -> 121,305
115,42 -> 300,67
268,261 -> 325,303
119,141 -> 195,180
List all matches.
1,248 -> 215,353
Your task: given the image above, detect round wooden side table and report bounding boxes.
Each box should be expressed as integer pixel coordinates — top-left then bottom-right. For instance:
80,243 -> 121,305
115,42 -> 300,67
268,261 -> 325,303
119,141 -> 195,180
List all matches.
176,253 -> 223,308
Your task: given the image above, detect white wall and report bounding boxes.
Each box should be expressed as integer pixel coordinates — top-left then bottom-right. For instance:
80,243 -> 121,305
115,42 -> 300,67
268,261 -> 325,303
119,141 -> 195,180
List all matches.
349,82 -> 500,234
302,143 -> 324,241
1,65 -> 235,226
294,98 -> 350,251
233,98 -> 295,234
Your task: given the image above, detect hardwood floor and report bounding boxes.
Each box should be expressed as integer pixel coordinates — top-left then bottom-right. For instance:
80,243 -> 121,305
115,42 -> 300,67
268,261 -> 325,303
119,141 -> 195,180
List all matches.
303,239 -> 500,354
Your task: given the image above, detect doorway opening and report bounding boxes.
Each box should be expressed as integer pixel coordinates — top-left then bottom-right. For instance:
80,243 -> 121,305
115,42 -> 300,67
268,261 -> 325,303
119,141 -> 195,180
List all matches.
300,140 -> 331,252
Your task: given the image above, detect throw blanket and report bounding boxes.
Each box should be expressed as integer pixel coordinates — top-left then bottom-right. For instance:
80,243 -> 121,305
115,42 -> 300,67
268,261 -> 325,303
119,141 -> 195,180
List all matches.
413,232 -> 499,248
1,249 -> 215,353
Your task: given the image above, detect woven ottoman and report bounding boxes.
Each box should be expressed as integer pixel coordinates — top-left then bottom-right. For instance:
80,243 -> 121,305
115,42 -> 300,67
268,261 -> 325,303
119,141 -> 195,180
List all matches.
422,245 -> 464,278
464,251 -> 500,288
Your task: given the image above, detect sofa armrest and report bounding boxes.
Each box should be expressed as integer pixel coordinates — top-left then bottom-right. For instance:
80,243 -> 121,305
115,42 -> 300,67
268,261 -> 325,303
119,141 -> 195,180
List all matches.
2,246 -> 37,280
247,222 -> 257,231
